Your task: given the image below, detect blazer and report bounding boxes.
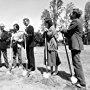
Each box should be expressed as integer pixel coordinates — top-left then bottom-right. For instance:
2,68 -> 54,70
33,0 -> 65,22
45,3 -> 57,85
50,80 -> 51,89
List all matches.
0,30 -> 11,50
25,25 -> 34,48
64,19 -> 84,50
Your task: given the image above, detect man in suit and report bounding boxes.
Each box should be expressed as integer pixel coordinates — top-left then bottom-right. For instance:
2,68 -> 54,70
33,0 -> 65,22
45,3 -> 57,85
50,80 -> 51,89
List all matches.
61,9 -> 86,88
0,24 -> 11,69
23,18 -> 35,73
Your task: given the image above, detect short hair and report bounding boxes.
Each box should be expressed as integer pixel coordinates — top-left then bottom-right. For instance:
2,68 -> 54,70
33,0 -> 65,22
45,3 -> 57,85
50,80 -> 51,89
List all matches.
23,18 -> 30,22
13,23 -> 19,30
72,8 -> 82,18
44,19 -> 53,28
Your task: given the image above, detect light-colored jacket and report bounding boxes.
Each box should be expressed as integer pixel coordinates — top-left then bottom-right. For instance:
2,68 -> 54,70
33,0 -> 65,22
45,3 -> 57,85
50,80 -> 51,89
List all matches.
48,37 -> 58,51
11,30 -> 24,47
47,26 -> 58,51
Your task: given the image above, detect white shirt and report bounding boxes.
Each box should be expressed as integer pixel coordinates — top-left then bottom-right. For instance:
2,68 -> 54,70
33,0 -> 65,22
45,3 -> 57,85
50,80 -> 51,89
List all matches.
11,30 -> 25,47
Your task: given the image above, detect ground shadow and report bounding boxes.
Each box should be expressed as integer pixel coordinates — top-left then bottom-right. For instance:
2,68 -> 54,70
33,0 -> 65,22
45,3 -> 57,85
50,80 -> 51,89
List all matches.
22,63 -> 28,68
0,63 -> 27,68
37,67 -> 51,74
0,63 -> 7,67
37,67 -> 71,82
57,71 -> 71,81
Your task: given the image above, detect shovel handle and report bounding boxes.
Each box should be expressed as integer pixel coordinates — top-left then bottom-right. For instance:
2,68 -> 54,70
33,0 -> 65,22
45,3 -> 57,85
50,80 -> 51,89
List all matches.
24,35 -> 28,70
62,34 -> 72,76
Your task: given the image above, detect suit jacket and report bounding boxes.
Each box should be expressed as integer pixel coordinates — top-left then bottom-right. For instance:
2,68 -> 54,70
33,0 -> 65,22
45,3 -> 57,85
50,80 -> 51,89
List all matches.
0,30 -> 11,50
64,19 -> 84,50
25,25 -> 34,48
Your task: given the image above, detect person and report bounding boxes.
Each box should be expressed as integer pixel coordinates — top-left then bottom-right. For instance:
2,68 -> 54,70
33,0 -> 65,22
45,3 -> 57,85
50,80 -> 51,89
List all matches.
43,19 -> 61,75
23,18 -> 35,73
0,23 -> 11,69
11,24 -> 24,68
61,9 -> 86,88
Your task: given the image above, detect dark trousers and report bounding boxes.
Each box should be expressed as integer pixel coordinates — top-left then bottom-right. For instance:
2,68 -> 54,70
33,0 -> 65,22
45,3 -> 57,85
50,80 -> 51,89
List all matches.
26,47 -> 35,70
0,49 -> 9,68
71,50 -> 86,86
12,45 -> 22,66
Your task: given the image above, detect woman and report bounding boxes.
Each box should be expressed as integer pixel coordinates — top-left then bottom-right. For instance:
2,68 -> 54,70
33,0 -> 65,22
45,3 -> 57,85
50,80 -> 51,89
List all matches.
43,19 -> 61,75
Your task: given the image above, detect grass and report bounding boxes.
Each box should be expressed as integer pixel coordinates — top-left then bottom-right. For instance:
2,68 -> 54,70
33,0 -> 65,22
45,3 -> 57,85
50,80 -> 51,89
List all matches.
0,45 -> 89,90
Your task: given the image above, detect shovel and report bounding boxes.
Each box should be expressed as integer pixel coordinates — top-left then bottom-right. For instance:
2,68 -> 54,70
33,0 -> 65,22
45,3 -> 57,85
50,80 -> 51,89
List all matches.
62,34 -> 77,84
43,32 -> 51,78
22,35 -> 28,76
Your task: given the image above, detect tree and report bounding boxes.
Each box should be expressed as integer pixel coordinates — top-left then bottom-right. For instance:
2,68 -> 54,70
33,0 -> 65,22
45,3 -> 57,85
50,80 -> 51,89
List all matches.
41,9 -> 51,33
50,0 -> 63,28
57,2 -> 74,30
84,2 -> 90,44
66,2 -> 74,15
65,2 -> 74,28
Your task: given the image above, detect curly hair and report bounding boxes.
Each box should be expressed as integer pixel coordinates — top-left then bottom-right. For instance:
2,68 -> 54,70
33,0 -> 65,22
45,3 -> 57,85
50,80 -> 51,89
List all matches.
44,18 -> 53,28
72,8 -> 82,19
13,23 -> 19,30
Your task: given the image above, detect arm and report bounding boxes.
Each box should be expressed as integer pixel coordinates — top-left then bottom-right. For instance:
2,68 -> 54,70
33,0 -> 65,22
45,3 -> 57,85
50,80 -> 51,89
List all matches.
68,20 -> 77,31
3,31 -> 12,46
2,31 -> 11,41
61,20 -> 78,38
26,26 -> 34,37
17,32 -> 24,42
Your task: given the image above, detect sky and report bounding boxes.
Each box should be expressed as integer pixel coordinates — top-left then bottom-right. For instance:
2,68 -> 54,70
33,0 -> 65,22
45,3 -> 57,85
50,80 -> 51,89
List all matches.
0,0 -> 89,31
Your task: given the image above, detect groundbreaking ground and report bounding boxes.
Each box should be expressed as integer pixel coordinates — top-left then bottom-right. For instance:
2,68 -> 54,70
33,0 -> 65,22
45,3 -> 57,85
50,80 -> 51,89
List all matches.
0,45 -> 90,90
